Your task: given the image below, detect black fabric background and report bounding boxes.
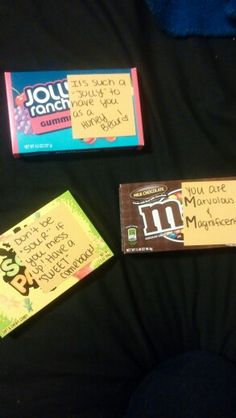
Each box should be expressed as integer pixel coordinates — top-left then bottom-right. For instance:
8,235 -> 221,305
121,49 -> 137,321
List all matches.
0,1 -> 236,417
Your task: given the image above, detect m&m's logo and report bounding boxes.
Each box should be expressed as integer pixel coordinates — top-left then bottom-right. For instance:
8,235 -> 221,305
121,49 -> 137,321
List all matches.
137,188 -> 184,242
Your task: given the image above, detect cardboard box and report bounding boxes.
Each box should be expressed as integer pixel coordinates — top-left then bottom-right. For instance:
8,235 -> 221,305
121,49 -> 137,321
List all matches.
0,191 -> 113,336
119,179 -> 236,253
4,68 -> 144,156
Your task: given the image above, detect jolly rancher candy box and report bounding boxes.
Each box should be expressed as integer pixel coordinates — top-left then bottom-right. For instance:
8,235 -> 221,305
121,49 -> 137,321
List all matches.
120,179 -> 236,253
4,68 -> 144,156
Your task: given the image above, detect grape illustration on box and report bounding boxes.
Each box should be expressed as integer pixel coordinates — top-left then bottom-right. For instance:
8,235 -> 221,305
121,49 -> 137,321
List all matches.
14,89 -> 33,135
5,69 -> 144,156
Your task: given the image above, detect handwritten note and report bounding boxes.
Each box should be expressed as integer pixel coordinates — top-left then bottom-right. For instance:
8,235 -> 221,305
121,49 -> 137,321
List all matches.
9,204 -> 96,293
67,73 -> 136,138
182,180 -> 236,245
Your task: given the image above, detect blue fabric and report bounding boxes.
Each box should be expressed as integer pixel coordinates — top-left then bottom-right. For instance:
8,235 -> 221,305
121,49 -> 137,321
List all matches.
125,351 -> 236,417
145,0 -> 236,36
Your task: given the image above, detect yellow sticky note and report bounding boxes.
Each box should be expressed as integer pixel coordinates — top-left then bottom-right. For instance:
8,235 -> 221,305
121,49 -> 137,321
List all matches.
182,180 -> 236,245
9,203 -> 97,293
67,73 -> 136,138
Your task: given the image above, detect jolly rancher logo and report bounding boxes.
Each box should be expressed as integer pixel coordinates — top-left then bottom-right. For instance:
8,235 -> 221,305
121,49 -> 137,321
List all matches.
19,79 -> 71,135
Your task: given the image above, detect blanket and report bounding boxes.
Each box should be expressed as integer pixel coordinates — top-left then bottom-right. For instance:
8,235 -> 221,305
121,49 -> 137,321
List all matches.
145,0 -> 236,36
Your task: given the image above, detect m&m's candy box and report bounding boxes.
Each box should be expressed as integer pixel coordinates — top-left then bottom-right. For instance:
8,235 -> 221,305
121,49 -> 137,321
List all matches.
4,68 -> 144,156
119,179 -> 236,253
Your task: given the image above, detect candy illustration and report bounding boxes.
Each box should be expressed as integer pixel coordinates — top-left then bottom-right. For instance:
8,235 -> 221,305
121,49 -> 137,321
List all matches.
13,89 -> 33,135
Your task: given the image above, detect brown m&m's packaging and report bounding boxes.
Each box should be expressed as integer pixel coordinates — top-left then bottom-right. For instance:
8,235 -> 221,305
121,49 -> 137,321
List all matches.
119,179 -> 236,253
